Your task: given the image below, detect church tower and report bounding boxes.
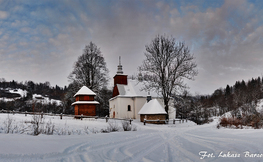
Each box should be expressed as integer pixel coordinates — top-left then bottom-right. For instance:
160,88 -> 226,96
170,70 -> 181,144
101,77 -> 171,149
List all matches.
112,56 -> 127,97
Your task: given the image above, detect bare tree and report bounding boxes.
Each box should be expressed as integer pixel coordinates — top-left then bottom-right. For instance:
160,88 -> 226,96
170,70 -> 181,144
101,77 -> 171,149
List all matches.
68,42 -> 109,94
139,35 -> 198,119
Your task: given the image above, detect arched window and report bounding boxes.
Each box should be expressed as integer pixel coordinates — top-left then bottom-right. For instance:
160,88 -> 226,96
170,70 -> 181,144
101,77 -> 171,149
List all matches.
127,105 -> 131,111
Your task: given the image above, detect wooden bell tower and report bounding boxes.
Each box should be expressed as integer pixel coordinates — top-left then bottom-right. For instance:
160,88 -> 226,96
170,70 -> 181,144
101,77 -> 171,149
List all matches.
112,56 -> 127,97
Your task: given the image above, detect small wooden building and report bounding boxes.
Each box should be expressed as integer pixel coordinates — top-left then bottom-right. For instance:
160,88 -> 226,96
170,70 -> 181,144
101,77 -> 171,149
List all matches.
138,99 -> 167,124
72,86 -> 99,116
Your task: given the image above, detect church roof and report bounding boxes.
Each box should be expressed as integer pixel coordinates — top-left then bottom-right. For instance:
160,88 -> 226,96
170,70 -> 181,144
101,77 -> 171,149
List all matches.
71,101 -> 99,105
115,79 -> 161,98
138,99 -> 167,115
73,86 -> 96,97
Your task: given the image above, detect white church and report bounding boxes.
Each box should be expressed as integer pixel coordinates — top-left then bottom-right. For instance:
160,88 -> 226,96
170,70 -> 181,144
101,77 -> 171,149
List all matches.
109,58 -> 176,120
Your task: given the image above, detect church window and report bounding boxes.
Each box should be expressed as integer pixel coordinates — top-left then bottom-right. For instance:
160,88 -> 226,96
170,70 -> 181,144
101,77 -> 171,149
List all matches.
127,105 -> 131,111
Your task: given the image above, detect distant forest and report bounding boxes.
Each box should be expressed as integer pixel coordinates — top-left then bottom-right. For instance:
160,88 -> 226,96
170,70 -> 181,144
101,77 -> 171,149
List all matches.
176,76 -> 263,125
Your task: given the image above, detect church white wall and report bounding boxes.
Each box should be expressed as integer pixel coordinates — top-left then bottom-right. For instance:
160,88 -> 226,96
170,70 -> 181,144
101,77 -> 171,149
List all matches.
109,98 -> 117,118
118,98 -> 135,119
110,97 -> 176,120
110,97 -> 135,119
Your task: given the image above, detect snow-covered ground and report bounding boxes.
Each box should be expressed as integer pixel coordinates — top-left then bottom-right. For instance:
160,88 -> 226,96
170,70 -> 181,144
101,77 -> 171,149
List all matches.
0,114 -> 263,162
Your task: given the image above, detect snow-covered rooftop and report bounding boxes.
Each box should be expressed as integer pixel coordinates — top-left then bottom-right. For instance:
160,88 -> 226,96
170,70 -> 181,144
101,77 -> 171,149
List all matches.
116,79 -> 161,98
138,99 -> 167,115
71,101 -> 99,105
74,86 -> 96,97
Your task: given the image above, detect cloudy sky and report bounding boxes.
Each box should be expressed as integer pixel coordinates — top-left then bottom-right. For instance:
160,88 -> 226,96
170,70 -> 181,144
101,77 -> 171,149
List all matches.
0,0 -> 263,95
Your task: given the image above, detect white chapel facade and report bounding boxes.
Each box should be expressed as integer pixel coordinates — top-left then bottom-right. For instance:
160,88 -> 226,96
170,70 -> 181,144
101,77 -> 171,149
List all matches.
109,57 -> 176,120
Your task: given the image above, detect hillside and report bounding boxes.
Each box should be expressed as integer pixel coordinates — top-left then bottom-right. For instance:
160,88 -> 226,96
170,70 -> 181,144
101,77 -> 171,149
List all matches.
0,80 -> 66,114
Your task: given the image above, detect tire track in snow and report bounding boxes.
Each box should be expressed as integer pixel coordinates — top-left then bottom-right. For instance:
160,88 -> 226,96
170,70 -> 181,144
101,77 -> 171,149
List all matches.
42,132 -> 158,161
184,132 -> 262,154
120,130 -> 199,162
102,135 -> 162,161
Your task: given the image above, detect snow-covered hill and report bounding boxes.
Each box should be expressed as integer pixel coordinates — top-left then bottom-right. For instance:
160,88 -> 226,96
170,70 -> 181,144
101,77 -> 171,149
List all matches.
0,88 -> 62,105
0,114 -> 263,161
32,94 -> 62,105
0,88 -> 27,102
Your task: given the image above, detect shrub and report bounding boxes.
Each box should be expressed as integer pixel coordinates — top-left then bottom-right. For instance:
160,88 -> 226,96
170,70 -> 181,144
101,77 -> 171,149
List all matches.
121,120 -> 137,131
100,128 -> 109,133
43,119 -> 55,135
107,121 -> 119,132
219,117 -> 229,127
4,115 -> 14,133
219,114 -> 263,129
122,121 -> 132,131
32,114 -> 44,136
219,117 -> 242,129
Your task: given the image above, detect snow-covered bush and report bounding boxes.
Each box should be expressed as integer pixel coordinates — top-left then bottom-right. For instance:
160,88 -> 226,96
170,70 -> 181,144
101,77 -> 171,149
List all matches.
3,115 -> 15,133
122,120 -> 132,131
43,119 -> 55,135
2,115 -> 29,134
100,128 -> 109,133
56,122 -> 71,135
32,114 -> 44,136
102,121 -> 120,133
121,120 -> 137,131
218,114 -> 263,129
218,117 -> 242,129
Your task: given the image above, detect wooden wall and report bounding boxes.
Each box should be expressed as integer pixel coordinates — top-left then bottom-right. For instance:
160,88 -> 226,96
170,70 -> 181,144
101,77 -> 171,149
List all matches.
75,104 -> 96,116
76,95 -> 94,101
140,114 -> 166,124
113,75 -> 127,87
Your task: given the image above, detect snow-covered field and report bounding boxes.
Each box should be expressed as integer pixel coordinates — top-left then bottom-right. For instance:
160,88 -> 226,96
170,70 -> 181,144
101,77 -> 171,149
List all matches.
0,114 -> 263,162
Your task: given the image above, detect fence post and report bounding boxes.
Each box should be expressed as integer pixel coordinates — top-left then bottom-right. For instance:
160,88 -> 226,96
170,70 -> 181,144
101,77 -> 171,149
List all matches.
173,119 -> 175,124
144,119 -> 146,125
25,111 -> 27,116
105,115 -> 109,122
81,114 -> 83,120
13,110 -> 15,115
41,112 -> 43,118
60,113 -> 63,120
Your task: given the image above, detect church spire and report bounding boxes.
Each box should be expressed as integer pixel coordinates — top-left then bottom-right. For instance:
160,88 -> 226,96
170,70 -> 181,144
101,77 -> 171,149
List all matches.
117,56 -> 123,74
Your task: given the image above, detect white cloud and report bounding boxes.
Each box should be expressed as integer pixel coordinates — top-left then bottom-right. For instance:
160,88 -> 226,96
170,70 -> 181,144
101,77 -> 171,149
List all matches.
0,11 -> 8,19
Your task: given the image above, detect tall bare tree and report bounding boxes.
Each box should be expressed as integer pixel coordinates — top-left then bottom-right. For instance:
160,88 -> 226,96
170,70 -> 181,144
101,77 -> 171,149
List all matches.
139,35 -> 198,119
68,42 -> 109,94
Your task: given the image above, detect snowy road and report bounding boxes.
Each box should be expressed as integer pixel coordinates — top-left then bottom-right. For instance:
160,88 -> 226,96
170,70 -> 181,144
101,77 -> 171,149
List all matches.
1,119 -> 263,162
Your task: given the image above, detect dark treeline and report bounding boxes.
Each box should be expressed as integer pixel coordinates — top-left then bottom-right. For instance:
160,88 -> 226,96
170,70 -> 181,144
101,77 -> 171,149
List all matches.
200,76 -> 263,115
176,76 -> 263,125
